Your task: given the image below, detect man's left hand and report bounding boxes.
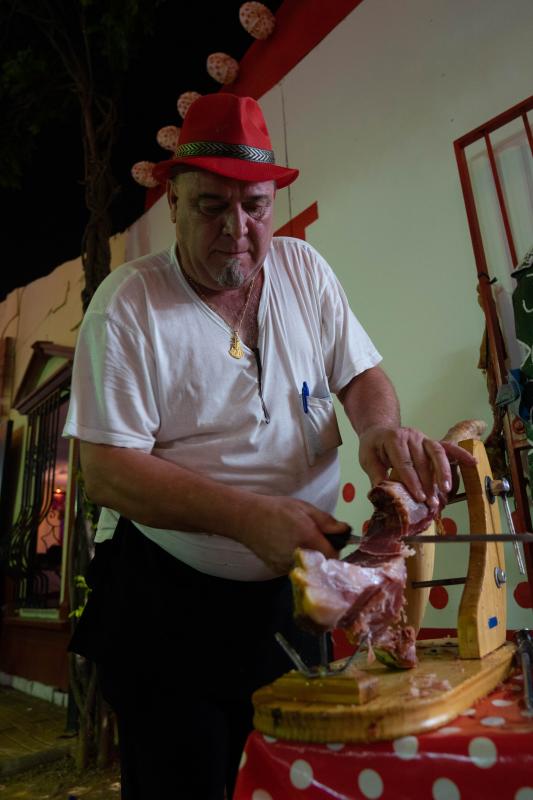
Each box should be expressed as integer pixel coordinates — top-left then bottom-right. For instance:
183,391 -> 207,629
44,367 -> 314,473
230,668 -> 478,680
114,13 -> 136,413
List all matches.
358,425 -> 477,512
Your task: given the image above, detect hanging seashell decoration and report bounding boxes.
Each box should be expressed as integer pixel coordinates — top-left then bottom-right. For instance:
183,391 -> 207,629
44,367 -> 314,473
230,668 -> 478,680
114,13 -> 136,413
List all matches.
177,91 -> 202,119
131,161 -> 159,188
156,125 -> 181,152
206,52 -> 239,85
239,2 -> 275,40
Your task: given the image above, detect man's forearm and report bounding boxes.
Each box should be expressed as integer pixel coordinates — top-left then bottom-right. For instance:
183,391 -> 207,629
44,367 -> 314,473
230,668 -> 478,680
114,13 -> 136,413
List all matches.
80,441 -> 253,538
338,365 -> 400,436
79,440 -> 348,574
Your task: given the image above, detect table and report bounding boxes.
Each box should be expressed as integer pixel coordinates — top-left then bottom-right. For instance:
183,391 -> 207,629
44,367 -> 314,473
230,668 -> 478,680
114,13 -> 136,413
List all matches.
234,671 -> 533,800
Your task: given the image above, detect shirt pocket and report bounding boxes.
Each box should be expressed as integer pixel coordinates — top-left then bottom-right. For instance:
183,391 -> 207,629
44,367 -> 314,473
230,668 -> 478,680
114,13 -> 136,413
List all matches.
301,394 -> 343,466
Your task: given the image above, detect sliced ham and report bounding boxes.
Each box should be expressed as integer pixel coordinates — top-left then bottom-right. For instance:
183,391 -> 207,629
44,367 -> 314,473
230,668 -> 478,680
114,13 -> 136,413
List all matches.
291,547 -> 409,638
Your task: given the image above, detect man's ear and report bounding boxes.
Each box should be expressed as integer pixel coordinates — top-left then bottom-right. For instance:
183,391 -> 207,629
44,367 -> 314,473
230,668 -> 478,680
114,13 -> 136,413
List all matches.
166,181 -> 177,222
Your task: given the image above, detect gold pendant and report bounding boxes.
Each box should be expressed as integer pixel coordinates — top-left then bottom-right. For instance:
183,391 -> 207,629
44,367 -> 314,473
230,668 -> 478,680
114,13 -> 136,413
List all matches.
229,331 -> 244,359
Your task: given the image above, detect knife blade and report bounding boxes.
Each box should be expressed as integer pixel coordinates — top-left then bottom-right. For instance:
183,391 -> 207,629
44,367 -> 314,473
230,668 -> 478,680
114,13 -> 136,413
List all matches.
404,533 -> 533,544
330,532 -> 533,546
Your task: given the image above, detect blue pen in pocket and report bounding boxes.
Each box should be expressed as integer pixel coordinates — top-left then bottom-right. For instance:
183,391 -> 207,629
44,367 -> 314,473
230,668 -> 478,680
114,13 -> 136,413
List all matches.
301,381 -> 309,413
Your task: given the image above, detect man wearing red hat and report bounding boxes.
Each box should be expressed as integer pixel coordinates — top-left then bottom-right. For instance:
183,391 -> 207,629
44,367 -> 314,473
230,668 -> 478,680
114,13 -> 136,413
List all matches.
64,94 -> 473,799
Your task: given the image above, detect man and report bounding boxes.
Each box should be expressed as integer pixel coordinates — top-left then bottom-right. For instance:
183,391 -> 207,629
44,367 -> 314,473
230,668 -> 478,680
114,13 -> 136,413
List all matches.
65,94 -> 473,799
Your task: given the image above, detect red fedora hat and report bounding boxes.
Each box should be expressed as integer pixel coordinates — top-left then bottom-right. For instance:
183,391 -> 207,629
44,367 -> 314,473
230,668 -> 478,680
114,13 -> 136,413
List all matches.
152,94 -> 299,189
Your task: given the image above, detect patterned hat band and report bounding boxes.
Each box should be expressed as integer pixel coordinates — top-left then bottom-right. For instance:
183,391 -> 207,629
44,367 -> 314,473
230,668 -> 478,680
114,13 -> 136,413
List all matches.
174,140 -> 275,164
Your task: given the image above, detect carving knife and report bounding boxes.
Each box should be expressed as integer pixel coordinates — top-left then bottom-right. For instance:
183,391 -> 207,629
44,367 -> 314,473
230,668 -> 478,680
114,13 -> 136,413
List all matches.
326,531 -> 533,547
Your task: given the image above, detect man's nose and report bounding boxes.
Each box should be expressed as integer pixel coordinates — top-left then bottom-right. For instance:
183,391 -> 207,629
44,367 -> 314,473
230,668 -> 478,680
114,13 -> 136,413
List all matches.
222,207 -> 248,238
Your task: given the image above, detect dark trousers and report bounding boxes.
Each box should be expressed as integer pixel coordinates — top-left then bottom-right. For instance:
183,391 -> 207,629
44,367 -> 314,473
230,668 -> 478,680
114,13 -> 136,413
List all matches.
70,518 -> 328,799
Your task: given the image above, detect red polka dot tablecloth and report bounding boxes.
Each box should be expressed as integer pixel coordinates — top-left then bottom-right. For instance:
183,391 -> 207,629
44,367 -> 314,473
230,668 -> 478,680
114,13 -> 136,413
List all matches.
234,671 -> 533,800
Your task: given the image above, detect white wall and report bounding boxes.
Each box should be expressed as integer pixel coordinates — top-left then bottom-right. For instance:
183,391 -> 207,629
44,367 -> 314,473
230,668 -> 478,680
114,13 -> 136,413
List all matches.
0,233 -> 126,395
125,193 -> 173,262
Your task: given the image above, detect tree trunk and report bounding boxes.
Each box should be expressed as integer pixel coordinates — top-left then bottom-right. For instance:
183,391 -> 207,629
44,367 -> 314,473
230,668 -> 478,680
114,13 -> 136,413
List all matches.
96,697 -> 115,769
79,93 -> 118,311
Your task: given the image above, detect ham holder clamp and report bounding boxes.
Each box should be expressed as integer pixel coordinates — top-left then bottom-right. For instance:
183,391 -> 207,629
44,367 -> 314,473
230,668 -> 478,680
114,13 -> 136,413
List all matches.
252,421 -> 523,743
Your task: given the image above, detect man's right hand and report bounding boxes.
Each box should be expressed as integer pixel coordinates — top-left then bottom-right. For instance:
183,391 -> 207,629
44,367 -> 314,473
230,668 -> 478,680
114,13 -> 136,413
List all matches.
236,496 -> 350,575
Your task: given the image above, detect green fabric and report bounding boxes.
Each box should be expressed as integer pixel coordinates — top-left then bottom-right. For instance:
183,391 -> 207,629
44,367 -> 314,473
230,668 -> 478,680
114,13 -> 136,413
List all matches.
512,265 -> 533,381
512,260 -> 533,491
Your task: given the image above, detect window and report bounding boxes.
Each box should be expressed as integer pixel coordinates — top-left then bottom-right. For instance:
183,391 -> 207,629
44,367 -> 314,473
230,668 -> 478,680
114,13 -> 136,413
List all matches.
5,343 -> 73,613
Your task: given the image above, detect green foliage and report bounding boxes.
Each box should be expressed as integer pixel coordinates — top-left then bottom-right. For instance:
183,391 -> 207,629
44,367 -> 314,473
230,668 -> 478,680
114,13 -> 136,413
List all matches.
69,574 -> 92,619
0,0 -> 166,188
0,45 -> 67,189
76,469 -> 99,533
373,647 -> 411,670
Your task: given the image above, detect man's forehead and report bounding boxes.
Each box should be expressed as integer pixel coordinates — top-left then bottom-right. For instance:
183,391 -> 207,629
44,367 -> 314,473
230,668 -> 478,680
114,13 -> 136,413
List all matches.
182,170 -> 275,198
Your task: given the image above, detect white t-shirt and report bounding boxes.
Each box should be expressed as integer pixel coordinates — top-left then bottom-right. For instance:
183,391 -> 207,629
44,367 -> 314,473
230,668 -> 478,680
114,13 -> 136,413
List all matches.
64,237 -> 381,580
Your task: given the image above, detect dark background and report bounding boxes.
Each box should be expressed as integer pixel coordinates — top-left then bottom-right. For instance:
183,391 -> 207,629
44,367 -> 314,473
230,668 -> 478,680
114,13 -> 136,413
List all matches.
0,1 -> 282,301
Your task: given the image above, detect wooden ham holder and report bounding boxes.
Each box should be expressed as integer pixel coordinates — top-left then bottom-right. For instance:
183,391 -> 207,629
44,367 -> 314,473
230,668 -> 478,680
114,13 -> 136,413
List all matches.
252,433 -> 517,743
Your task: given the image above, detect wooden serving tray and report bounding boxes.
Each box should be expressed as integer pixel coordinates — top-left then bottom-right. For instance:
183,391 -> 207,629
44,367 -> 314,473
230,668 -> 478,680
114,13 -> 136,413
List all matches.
253,638 -> 515,743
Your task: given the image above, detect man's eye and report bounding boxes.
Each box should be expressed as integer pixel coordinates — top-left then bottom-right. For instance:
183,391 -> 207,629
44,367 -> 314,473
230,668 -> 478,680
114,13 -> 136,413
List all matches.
198,203 -> 224,216
246,204 -> 269,219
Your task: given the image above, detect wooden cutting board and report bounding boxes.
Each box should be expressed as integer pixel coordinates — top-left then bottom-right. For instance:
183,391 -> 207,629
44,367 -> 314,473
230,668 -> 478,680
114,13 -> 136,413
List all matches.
253,638 -> 515,743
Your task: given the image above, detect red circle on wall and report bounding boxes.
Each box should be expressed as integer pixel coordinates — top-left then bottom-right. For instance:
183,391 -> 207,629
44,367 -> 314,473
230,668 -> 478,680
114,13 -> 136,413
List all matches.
342,483 -> 356,503
441,517 -> 457,535
429,586 -> 449,610
514,581 -> 533,609
362,519 -> 370,533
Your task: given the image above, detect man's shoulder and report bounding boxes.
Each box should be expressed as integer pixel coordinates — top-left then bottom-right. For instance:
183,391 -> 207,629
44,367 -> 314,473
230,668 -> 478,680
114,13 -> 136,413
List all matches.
86,246 -> 175,315
269,236 -> 332,281
111,247 -> 174,285
270,235 -> 316,257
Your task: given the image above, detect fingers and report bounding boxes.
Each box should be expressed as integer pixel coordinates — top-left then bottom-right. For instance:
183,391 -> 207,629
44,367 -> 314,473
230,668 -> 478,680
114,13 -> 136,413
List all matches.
306,508 -> 350,557
363,427 -> 473,511
378,429 -> 431,505
420,438 -> 451,496
440,441 -> 478,466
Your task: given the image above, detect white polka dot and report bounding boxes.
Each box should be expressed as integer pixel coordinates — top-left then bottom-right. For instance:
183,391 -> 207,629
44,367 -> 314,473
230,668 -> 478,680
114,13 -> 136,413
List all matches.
393,735 -> 419,760
327,742 -> 345,751
521,709 -> 533,719
358,768 -> 384,799
480,716 -> 505,727
515,789 -> 533,800
252,791 -> 272,800
513,674 -> 524,681
432,777 -> 461,800
468,736 -> 498,768
239,750 -> 247,769
460,708 -> 476,716
491,698 -> 513,707
263,734 -> 277,743
437,727 -> 461,735
290,759 -> 314,790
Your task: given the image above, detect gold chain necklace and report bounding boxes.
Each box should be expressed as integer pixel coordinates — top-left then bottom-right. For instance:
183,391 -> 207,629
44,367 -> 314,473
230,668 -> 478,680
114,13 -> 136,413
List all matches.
184,271 -> 257,359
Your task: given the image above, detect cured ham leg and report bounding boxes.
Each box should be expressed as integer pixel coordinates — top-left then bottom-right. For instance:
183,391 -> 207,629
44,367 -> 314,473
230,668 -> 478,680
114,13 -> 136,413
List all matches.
290,420 -> 487,669
291,480 -> 431,668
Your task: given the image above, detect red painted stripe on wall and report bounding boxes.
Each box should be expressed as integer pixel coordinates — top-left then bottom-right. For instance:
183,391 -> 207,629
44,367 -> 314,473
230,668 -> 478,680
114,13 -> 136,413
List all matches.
221,0 -> 366,100
274,201 -> 319,240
